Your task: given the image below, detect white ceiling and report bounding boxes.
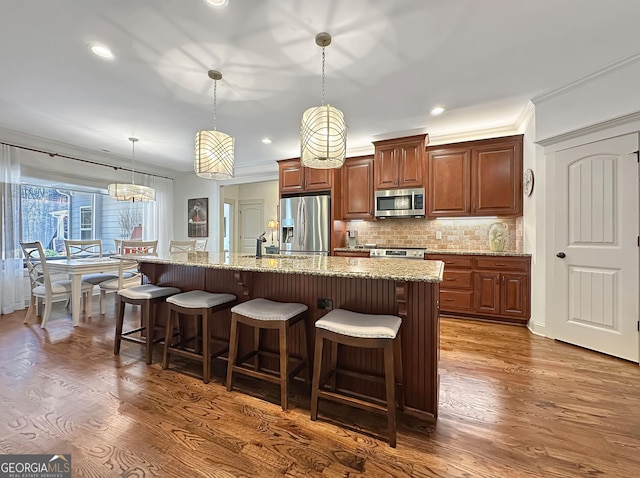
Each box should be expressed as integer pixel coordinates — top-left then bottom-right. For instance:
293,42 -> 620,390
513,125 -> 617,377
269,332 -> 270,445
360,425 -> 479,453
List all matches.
1,0 -> 639,175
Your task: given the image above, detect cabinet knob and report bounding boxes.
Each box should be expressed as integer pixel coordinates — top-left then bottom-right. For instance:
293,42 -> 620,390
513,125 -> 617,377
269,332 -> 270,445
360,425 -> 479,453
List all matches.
556,252 -> 566,259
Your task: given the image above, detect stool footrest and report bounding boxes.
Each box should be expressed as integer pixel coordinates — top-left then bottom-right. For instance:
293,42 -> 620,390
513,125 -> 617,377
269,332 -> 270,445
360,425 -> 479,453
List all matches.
121,326 -> 145,336
318,389 -> 388,414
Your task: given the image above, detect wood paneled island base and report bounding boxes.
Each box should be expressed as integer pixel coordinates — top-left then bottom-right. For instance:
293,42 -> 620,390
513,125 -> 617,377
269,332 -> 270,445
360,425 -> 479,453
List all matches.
137,254 -> 442,417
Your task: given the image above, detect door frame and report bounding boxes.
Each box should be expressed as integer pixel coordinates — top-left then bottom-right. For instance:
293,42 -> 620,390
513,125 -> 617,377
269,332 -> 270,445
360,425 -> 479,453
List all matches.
541,121 -> 640,364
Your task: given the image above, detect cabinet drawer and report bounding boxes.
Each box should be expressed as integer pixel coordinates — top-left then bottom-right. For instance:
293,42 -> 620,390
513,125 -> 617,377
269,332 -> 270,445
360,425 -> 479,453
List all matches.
439,290 -> 474,311
442,270 -> 473,289
426,255 -> 472,269
475,257 -> 528,271
334,251 -> 370,258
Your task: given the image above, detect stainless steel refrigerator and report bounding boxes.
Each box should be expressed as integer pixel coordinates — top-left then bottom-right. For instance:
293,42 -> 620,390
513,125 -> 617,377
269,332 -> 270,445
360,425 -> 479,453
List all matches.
279,195 -> 330,256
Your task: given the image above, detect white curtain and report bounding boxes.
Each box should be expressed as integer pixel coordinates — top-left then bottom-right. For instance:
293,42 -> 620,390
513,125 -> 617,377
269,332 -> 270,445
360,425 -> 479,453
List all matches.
1,145 -> 26,315
142,175 -> 173,255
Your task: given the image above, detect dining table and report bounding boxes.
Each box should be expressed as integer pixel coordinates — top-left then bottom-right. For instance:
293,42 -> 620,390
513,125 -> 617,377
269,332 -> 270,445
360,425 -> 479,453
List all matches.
46,257 -> 137,326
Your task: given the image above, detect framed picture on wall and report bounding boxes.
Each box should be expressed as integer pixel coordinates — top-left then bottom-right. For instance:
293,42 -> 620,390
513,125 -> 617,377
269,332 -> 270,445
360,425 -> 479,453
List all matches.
187,198 -> 208,238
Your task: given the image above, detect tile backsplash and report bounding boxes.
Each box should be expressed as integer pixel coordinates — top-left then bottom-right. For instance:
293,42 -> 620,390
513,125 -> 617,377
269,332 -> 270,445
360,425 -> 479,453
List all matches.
345,217 -> 523,252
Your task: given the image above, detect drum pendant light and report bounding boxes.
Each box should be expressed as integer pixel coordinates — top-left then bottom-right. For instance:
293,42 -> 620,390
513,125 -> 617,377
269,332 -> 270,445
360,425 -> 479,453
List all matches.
300,32 -> 347,169
108,137 -> 156,202
195,70 -> 235,179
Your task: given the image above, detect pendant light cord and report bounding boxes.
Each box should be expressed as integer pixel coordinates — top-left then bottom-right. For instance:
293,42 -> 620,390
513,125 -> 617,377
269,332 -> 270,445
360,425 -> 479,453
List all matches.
130,138 -> 137,185
321,46 -> 326,106
213,79 -> 218,131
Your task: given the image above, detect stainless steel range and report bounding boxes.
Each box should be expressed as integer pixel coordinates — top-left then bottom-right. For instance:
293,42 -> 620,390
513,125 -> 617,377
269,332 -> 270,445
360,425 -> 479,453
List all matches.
369,247 -> 426,260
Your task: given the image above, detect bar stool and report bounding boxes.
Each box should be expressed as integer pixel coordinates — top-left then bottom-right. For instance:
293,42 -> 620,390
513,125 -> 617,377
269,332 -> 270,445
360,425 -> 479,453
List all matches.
310,309 -> 404,448
114,284 -> 181,364
226,298 -> 310,411
162,290 -> 237,383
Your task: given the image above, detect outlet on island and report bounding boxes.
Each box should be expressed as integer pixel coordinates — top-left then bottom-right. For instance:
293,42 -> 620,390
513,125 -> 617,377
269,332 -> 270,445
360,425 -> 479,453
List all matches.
317,298 -> 333,310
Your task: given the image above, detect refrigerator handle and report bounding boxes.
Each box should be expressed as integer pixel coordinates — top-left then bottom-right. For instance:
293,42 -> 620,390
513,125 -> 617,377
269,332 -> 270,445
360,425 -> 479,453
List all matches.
296,199 -> 305,247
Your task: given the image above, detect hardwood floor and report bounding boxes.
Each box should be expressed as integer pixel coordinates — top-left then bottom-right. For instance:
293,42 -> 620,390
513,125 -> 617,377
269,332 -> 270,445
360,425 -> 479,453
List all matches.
1,303 -> 639,477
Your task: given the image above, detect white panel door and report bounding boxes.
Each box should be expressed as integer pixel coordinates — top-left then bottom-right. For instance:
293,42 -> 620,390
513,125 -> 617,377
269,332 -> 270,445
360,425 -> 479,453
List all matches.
238,200 -> 264,254
553,133 -> 639,362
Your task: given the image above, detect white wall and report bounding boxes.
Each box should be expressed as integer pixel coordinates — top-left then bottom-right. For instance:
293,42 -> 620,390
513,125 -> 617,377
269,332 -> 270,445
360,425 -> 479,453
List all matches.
533,56 -> 640,338
172,162 -> 279,253
535,56 -> 640,141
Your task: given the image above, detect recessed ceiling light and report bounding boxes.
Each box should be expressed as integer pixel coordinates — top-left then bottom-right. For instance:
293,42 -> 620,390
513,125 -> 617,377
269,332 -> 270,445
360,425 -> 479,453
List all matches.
431,106 -> 445,116
89,43 -> 114,59
261,138 -> 272,144
204,0 -> 229,7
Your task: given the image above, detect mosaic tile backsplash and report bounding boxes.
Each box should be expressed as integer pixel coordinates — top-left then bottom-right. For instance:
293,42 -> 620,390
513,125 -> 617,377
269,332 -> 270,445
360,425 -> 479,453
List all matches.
345,217 -> 523,252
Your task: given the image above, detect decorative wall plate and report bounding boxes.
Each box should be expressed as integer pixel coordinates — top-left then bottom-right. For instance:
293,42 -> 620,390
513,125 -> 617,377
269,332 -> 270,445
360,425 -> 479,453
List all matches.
524,168 -> 534,196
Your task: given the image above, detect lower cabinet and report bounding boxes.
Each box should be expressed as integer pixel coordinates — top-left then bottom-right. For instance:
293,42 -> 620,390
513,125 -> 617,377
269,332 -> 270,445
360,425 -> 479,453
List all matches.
333,250 -> 371,258
426,254 -> 530,325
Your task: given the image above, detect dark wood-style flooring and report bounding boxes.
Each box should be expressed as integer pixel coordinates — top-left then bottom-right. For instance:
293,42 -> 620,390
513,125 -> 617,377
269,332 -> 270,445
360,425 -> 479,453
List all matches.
1,302 -> 639,477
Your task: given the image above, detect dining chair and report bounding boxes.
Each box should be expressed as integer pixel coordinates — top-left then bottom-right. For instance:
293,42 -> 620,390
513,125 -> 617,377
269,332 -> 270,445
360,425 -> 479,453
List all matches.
195,239 -> 208,251
65,239 -> 124,314
21,241 -> 95,328
99,240 -> 159,313
169,240 -> 197,252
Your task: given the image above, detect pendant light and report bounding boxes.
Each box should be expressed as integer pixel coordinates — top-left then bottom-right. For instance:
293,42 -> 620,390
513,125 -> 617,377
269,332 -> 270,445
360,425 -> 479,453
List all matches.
108,137 -> 156,202
300,32 -> 347,169
195,70 -> 235,179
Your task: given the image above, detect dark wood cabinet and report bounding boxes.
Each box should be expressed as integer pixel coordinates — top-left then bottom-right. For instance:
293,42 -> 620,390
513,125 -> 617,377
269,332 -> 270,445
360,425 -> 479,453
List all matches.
278,158 -> 333,195
341,155 -> 374,220
333,250 -> 371,258
373,134 -> 428,190
425,253 -> 530,325
427,135 -> 523,217
427,147 -> 471,216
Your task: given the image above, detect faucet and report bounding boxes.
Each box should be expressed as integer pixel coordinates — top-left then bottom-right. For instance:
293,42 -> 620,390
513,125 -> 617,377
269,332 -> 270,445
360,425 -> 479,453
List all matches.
256,232 -> 267,258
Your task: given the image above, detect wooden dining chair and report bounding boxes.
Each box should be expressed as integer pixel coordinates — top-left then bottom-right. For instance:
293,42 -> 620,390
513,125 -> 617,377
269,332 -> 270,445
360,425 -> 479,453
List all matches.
21,241 -> 95,328
169,240 -> 197,252
99,240 -> 158,313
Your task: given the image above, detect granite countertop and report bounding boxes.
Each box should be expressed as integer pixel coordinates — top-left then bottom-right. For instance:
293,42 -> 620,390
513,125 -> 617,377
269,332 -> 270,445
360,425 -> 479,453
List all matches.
333,247 -> 531,257
122,252 -> 444,283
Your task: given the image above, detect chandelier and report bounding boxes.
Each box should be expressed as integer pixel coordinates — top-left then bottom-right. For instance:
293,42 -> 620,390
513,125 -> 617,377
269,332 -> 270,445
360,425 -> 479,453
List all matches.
195,70 -> 235,179
300,32 -> 347,169
108,137 -> 155,202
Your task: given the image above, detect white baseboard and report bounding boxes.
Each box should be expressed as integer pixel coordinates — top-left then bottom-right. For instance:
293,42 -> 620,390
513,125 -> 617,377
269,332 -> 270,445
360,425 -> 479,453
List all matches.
527,320 -> 546,337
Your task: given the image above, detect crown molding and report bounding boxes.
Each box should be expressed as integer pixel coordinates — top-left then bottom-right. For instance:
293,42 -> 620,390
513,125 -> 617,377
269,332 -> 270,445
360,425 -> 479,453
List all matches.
537,110 -> 640,147
532,51 -> 640,104
427,124 -> 520,146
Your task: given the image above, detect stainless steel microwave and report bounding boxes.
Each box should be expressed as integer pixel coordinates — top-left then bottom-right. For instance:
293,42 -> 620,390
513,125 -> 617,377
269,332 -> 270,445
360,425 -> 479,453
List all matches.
374,187 -> 425,218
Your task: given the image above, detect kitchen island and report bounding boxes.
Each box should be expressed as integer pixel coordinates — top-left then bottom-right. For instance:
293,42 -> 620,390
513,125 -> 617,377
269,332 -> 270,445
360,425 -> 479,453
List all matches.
131,252 -> 444,417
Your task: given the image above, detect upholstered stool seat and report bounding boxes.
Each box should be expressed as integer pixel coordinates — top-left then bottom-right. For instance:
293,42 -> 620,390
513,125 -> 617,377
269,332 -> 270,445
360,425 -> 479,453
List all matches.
226,298 -> 311,411
114,284 -> 181,364
311,308 -> 404,448
162,290 -> 237,383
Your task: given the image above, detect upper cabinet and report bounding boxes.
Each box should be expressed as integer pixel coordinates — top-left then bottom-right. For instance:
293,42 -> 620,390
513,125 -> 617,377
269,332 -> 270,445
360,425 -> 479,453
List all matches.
341,155 -> 375,220
427,135 -> 523,217
278,158 -> 333,195
373,134 -> 429,190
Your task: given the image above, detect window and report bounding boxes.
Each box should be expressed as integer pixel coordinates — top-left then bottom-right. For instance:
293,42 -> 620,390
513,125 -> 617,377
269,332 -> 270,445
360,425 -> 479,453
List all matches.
20,183 -> 149,257
80,206 -> 93,240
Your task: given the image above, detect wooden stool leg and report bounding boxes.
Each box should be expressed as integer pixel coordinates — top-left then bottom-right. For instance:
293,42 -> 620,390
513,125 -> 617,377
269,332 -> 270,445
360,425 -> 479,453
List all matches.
329,341 -> 338,391
301,315 -> 312,384
162,307 -> 175,370
394,332 -> 404,412
202,310 -> 211,384
226,314 -> 239,392
310,332 -> 325,421
383,341 -> 397,448
114,297 -> 126,355
144,302 -> 153,365
253,326 -> 261,372
279,322 -> 289,411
